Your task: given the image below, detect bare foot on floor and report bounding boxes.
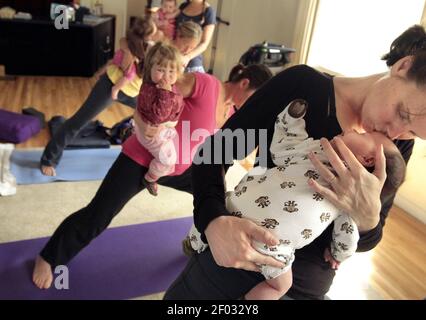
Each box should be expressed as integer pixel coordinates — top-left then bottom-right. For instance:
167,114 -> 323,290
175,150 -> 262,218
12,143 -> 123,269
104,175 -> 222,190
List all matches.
40,165 -> 56,177
32,255 -> 53,289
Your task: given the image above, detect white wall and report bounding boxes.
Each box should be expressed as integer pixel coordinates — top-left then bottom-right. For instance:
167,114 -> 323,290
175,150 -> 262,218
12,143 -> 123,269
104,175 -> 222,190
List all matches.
127,0 -> 147,28
80,0 -> 129,49
212,0 -> 299,80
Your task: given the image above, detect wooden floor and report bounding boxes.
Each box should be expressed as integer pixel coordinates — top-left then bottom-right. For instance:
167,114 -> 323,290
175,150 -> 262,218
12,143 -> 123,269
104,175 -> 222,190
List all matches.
1,75 -> 425,300
0,75 -> 134,149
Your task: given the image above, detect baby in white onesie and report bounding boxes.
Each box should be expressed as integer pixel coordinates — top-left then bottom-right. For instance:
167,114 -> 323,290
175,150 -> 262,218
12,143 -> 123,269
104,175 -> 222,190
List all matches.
187,99 -> 406,300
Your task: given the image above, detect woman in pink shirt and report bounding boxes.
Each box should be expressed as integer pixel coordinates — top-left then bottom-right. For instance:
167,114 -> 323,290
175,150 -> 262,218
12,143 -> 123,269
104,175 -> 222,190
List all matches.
32,64 -> 273,289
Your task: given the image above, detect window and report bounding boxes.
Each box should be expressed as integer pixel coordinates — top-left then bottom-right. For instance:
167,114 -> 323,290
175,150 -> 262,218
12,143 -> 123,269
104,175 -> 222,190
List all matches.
307,0 -> 425,76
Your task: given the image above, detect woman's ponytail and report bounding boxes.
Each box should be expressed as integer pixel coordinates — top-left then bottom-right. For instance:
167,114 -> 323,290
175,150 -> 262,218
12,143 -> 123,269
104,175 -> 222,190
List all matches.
382,25 -> 426,67
228,64 -> 273,90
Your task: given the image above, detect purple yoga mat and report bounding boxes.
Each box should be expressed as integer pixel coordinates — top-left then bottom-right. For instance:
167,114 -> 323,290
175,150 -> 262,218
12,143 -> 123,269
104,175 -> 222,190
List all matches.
0,217 -> 192,300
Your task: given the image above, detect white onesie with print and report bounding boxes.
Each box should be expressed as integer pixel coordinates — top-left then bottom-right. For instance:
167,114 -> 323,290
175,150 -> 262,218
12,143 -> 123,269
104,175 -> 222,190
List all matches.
188,102 -> 359,280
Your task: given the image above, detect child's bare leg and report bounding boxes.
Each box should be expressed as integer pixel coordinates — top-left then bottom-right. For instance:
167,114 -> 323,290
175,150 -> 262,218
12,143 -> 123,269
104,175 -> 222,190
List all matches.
40,165 -> 56,177
32,255 -> 54,289
245,269 -> 293,300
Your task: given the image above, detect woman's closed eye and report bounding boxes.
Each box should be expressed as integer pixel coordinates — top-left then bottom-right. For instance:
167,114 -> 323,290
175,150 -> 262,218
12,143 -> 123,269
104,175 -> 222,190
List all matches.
397,104 -> 411,123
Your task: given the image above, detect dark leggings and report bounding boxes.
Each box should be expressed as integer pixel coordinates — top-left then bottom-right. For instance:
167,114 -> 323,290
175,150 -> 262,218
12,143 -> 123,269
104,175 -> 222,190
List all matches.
40,153 -> 193,267
164,249 -> 265,300
41,74 -> 137,167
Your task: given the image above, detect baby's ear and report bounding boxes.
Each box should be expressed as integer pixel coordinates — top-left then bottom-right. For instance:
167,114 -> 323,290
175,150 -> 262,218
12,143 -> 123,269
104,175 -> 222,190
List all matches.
363,156 -> 375,167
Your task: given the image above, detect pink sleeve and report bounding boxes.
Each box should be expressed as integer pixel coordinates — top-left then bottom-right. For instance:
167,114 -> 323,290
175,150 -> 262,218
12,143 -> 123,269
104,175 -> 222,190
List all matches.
124,63 -> 137,81
112,50 -> 124,66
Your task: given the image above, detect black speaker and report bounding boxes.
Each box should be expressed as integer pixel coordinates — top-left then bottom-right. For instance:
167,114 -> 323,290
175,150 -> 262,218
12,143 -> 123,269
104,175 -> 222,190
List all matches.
240,42 -> 296,68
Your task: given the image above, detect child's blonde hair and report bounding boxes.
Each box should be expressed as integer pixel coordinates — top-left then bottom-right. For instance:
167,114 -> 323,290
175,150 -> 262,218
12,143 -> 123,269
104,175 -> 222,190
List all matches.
176,21 -> 202,41
143,42 -> 183,84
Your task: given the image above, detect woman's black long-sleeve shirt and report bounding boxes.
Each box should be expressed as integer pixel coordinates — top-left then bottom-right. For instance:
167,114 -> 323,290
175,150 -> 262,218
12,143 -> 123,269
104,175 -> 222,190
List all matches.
192,65 -> 414,299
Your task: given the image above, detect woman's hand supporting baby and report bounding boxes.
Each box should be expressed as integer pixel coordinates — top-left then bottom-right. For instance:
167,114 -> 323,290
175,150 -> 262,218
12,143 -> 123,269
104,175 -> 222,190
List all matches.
308,137 -> 387,232
205,216 -> 286,272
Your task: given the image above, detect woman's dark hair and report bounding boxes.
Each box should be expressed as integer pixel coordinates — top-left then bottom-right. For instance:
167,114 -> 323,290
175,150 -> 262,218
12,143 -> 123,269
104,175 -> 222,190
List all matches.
227,64 -> 273,90
127,16 -> 155,77
382,25 -> 426,86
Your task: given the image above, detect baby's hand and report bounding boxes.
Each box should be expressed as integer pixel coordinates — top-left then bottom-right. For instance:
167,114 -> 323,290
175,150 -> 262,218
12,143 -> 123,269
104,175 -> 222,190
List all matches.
324,247 -> 341,270
111,86 -> 120,100
156,78 -> 172,92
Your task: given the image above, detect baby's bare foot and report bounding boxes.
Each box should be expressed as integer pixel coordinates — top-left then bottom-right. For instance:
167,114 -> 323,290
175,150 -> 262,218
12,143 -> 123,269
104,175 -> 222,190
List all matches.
142,178 -> 158,196
41,165 -> 56,177
32,255 -> 53,289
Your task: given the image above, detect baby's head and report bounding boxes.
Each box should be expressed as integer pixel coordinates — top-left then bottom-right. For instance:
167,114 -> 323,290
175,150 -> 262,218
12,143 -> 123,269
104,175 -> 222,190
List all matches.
143,42 -> 183,85
335,131 -> 407,194
161,0 -> 177,14
174,21 -> 202,55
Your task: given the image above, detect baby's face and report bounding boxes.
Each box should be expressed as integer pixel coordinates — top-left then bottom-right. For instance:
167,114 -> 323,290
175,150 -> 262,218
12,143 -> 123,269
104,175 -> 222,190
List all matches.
151,61 -> 179,85
334,131 -> 393,167
162,1 -> 176,14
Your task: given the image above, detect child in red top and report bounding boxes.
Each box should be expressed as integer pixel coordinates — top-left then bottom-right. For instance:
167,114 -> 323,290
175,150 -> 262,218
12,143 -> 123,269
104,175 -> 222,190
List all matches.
153,0 -> 179,40
134,42 -> 184,196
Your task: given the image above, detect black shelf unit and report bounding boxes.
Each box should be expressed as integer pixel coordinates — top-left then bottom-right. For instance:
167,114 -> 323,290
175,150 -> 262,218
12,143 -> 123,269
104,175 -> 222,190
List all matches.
0,16 -> 115,77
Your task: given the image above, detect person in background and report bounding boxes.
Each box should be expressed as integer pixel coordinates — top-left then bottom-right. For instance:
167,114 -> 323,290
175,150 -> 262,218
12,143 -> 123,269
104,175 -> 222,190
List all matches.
40,17 -> 156,177
175,0 -> 216,73
153,0 -> 180,40
134,42 -> 184,196
173,21 -> 202,60
32,64 -> 272,290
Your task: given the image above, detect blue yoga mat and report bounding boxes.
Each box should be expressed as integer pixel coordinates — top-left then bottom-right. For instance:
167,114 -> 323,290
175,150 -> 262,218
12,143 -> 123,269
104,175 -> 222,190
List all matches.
0,217 -> 192,300
10,148 -> 122,185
